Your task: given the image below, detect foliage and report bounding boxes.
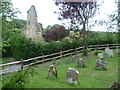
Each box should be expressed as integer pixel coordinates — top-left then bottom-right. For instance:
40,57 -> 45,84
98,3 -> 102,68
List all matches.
1,1 -> 20,40
14,19 -> 27,29
83,49 -> 88,56
94,50 -> 103,56
45,24 -> 60,30
2,66 -> 36,89
3,30 -> 118,60
52,58 -> 57,65
43,25 -> 68,42
69,31 -> 81,39
54,1 -> 98,30
54,1 -> 100,56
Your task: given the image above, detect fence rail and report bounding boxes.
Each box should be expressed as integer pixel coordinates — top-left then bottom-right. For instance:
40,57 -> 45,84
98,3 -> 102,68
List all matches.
0,43 -> 120,74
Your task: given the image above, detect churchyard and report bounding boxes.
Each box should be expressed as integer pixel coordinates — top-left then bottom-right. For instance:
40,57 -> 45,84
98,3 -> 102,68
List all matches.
1,1 -> 119,89
2,49 -> 118,88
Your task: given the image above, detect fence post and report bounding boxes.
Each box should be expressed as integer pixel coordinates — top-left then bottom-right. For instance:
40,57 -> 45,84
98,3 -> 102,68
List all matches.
107,43 -> 109,48
82,46 -> 84,51
96,44 -> 98,50
60,51 -> 62,61
75,48 -> 77,57
21,59 -> 23,70
42,55 -> 45,65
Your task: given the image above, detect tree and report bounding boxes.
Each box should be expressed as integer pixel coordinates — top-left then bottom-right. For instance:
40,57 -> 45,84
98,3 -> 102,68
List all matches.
54,0 -> 99,55
118,0 -> 120,44
1,1 -> 20,55
43,25 -> 68,42
1,1 -> 20,40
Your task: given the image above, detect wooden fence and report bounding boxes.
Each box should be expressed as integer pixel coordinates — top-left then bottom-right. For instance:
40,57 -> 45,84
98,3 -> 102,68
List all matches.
0,43 -> 120,74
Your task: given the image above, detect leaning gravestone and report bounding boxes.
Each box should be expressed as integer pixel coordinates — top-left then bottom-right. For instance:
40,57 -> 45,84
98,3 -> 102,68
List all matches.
66,68 -> 79,86
48,65 -> 57,79
77,58 -> 86,67
95,58 -> 107,70
23,5 -> 44,42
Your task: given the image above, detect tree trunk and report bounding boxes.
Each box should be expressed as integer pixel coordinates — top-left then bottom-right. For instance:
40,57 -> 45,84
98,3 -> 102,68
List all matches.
83,23 -> 88,56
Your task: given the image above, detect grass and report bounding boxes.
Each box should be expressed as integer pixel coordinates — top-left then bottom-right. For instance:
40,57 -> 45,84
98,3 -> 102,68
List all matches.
0,57 -> 15,64
2,50 -> 118,88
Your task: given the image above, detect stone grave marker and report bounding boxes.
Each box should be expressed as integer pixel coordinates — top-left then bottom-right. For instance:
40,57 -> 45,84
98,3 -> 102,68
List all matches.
95,58 -> 107,70
108,50 -> 114,57
77,58 -> 86,67
66,68 -> 79,86
48,65 -> 57,79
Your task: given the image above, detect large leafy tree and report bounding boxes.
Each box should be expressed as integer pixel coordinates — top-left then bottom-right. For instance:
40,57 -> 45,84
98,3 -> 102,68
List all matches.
1,1 -> 20,53
54,0 -> 99,55
1,1 -> 20,40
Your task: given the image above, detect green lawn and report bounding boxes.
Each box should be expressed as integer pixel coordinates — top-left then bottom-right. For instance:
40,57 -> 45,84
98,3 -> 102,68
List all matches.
2,50 -> 118,88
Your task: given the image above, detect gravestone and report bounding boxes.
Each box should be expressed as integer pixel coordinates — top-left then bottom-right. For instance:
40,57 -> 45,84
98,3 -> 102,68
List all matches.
66,68 -> 79,86
48,65 -> 57,79
118,49 -> 120,54
109,82 -> 120,89
95,58 -> 107,70
105,47 -> 110,54
23,5 -> 44,42
108,50 -> 114,57
77,58 -> 86,67
98,53 -> 103,59
105,47 -> 114,57
116,46 -> 120,54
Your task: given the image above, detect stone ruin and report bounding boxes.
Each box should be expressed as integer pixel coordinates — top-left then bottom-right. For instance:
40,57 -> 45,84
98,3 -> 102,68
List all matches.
105,47 -> 114,57
95,57 -> 107,70
23,5 -> 44,42
77,58 -> 86,67
48,65 -> 57,79
66,68 -> 79,86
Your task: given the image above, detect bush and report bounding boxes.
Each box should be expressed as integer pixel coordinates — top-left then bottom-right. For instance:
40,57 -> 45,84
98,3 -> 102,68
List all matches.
94,50 -> 103,56
2,66 -> 35,89
43,25 -> 68,42
4,29 -> 117,60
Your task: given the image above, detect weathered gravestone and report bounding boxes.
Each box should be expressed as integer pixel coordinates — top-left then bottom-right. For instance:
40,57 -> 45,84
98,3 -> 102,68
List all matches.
98,53 -> 103,59
23,5 -> 44,42
95,58 -> 107,70
105,47 -> 114,57
66,68 -> 79,86
109,82 -> 120,90
105,47 -> 110,54
116,46 -> 120,54
108,50 -> 114,57
77,58 -> 86,67
118,49 -> 120,54
48,65 -> 57,79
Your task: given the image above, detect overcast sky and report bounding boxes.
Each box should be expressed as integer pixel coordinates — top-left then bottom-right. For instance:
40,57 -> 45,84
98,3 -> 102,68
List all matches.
12,0 -> 117,31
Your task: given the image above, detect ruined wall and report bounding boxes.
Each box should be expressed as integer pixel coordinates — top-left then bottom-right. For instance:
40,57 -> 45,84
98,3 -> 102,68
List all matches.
23,5 -> 44,42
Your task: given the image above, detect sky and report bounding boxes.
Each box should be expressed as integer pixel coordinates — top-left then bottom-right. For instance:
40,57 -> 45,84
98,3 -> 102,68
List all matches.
12,0 -> 117,31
